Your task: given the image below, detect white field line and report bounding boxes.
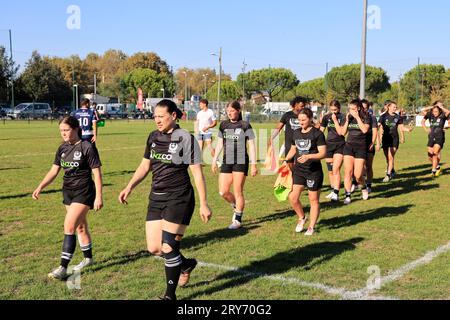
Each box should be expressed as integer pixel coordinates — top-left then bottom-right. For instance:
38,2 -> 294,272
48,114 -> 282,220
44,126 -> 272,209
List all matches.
344,241 -> 450,300
0,146 -> 142,159
155,241 -> 450,299
153,256 -> 395,300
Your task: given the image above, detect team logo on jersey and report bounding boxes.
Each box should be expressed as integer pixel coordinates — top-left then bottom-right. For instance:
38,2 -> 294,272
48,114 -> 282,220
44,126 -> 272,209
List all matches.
290,119 -> 301,130
307,180 -> 315,188
73,151 -> 82,161
168,143 -> 179,154
295,139 -> 311,152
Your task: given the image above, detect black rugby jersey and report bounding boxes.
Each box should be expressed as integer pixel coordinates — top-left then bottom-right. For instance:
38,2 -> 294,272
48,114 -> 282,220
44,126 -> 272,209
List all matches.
378,113 -> 403,139
291,127 -> 326,175
280,111 -> 301,149
320,113 -> 345,143
144,126 -> 201,193
218,120 -> 255,165
365,115 -> 378,146
345,113 -> 371,145
54,141 -> 101,190
424,111 -> 448,137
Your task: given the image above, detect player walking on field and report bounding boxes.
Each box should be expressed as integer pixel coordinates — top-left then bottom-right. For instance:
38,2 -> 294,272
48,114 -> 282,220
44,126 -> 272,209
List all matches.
212,101 -> 258,230
421,102 -> 450,177
377,101 -> 413,182
32,116 -> 103,280
285,108 -> 326,235
118,100 -> 212,301
320,100 -> 346,202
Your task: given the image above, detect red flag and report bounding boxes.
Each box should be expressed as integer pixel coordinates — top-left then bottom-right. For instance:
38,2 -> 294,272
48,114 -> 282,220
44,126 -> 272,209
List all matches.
137,88 -> 143,110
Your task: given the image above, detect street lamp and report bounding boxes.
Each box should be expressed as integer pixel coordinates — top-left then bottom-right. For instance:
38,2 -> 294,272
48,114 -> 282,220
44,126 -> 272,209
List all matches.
161,88 -> 165,98
211,47 -> 222,120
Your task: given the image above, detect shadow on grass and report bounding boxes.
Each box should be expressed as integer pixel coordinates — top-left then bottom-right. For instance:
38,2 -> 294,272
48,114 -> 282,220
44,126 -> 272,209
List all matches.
0,183 -> 113,200
87,251 -> 151,273
372,176 -> 439,199
319,204 -> 413,230
182,225 -> 261,251
183,237 -> 364,298
103,170 -> 136,177
0,167 -> 30,171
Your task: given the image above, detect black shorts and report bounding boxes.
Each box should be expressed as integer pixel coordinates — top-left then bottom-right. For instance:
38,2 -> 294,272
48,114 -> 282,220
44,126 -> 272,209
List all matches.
221,163 -> 249,176
343,143 -> 367,159
428,134 -> 445,149
326,141 -> 345,159
63,183 -> 95,209
366,143 -> 376,156
382,136 -> 399,150
293,170 -> 323,191
147,187 -> 195,226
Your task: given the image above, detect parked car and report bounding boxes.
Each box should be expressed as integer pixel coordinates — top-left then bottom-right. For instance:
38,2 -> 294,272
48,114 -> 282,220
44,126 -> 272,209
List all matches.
8,103 -> 52,119
0,104 -> 11,117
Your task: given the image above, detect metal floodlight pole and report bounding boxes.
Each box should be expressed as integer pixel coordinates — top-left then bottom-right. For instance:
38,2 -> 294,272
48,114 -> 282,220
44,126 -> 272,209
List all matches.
360,0 -> 368,99
212,48 -> 222,119
9,29 -> 15,109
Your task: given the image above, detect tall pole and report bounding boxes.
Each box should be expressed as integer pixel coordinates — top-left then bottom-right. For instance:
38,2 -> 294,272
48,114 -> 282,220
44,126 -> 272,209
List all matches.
203,74 -> 208,96
94,73 -> 97,102
242,58 -> 247,100
72,58 -> 75,110
9,30 -> 15,108
360,0 -> 368,99
415,58 -> 420,113
217,47 -> 222,120
324,62 -> 329,107
184,72 -> 188,105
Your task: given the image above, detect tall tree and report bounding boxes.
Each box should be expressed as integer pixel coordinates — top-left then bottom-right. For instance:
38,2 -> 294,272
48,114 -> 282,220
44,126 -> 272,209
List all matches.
236,68 -> 298,102
175,68 -> 231,99
400,64 -> 447,108
120,68 -> 175,102
123,52 -> 171,75
19,51 -> 71,104
205,80 -> 241,102
0,46 -> 19,103
326,64 -> 390,102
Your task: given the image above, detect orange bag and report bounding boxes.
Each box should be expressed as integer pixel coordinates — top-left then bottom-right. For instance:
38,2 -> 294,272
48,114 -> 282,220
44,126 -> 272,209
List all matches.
273,164 -> 293,202
264,145 -> 279,172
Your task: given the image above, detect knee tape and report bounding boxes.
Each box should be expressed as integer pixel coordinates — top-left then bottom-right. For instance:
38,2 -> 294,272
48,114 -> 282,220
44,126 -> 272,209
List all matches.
327,163 -> 333,172
162,231 -> 181,260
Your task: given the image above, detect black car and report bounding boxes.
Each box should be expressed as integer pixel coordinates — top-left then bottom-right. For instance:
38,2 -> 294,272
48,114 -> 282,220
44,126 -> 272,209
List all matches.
0,104 -> 11,117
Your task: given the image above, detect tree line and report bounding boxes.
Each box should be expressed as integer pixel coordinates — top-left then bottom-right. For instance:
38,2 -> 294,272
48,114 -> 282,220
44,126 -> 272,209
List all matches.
1,47 -> 449,110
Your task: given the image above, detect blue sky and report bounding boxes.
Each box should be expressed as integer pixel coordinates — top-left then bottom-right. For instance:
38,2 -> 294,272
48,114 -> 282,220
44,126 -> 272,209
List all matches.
1,0 -> 449,82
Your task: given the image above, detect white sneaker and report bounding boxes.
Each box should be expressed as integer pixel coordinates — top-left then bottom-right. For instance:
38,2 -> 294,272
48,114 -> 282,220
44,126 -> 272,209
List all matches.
362,189 -> 369,201
304,227 -> 315,236
73,258 -> 94,272
344,197 -> 352,205
295,217 -> 307,233
383,175 -> 390,183
48,266 -> 67,280
325,191 -> 334,199
228,220 -> 242,230
330,193 -> 339,202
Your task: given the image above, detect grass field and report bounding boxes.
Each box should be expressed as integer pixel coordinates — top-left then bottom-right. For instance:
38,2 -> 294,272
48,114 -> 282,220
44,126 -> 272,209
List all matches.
0,119 -> 449,300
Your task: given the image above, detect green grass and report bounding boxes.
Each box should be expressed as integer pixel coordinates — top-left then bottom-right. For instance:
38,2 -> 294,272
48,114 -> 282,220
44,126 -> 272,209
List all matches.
0,119 -> 449,300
